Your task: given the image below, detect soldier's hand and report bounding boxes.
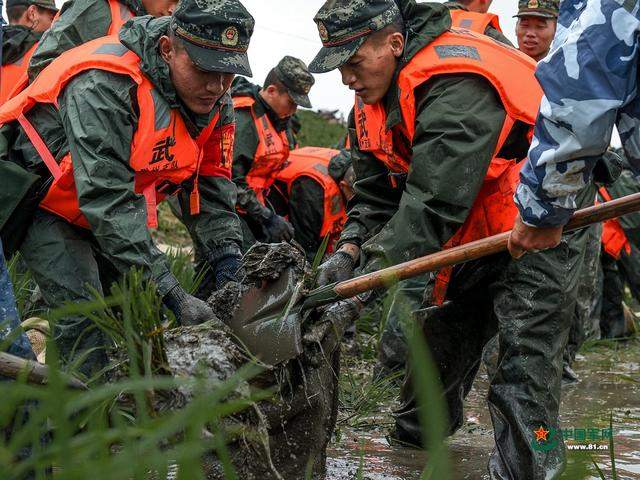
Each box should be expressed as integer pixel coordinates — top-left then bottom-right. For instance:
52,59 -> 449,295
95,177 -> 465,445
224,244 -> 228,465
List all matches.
316,247 -> 358,287
213,254 -> 243,290
163,285 -> 214,326
508,215 -> 563,259
263,213 -> 294,243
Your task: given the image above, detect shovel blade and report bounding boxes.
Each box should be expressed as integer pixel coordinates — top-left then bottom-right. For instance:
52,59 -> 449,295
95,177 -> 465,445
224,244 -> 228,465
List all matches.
227,266 -> 304,366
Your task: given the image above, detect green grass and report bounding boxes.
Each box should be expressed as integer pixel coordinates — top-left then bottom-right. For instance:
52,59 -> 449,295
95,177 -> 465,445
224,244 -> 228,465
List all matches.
296,110 -> 347,149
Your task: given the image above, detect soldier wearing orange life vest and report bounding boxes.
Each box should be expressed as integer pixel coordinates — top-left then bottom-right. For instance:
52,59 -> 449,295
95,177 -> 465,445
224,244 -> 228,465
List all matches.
230,57 -> 315,250
0,0 -> 57,104
309,0 -> 595,477
444,0 -> 513,46
0,0 -> 254,376
26,0 -> 177,83
266,147 -> 353,260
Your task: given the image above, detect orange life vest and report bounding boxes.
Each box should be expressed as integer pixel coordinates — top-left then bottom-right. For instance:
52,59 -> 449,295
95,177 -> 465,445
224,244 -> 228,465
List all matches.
0,35 -> 233,230
0,43 -> 38,104
449,9 -> 503,34
353,28 -> 542,304
276,146 -> 347,252
232,95 -> 290,204
599,187 -> 631,259
5,0 -> 135,103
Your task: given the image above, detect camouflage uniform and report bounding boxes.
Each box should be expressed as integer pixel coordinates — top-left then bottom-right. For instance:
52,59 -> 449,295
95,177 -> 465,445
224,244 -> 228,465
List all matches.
310,1 -> 590,478
231,56 -> 315,251
515,0 -> 640,227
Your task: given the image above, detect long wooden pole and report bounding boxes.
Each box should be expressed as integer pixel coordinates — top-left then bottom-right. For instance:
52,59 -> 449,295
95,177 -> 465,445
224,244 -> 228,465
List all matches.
334,192 -> 640,299
0,352 -> 88,390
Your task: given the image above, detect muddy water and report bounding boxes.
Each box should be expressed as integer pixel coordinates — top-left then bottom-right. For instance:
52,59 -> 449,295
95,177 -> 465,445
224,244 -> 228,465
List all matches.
326,339 -> 640,479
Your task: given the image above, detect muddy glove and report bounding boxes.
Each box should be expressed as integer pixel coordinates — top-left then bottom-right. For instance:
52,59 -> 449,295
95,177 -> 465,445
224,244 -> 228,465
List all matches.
213,254 -> 243,290
316,251 -> 355,287
262,213 -> 294,243
163,284 -> 214,326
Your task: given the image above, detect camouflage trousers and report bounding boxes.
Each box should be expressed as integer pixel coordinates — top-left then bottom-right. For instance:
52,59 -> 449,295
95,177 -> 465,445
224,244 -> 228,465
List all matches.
394,226 -> 590,480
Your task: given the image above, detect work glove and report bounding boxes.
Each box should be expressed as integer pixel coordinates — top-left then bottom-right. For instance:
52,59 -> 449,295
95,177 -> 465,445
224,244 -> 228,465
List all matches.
262,213 -> 294,243
316,250 -> 355,287
213,254 -> 243,290
163,284 -> 214,326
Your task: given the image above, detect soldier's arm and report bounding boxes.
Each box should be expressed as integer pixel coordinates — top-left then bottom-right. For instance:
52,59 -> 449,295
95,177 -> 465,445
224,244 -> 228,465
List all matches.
231,109 -> 271,222
177,96 -> 243,262
28,0 -> 113,81
515,2 -> 640,228
59,70 -> 179,296
335,109 -> 402,250
360,74 -> 506,272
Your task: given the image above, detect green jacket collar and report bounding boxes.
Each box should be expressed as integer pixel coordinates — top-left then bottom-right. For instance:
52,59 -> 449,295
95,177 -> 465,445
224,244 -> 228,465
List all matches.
2,25 -> 42,65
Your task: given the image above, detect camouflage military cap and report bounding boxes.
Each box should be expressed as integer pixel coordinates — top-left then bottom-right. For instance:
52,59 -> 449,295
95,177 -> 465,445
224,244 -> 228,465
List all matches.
171,0 -> 255,76
274,56 -> 315,108
309,0 -> 401,74
6,0 -> 57,12
515,0 -> 559,19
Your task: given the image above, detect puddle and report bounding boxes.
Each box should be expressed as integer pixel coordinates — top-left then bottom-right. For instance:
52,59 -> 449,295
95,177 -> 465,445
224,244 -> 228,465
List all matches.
327,339 -> 640,479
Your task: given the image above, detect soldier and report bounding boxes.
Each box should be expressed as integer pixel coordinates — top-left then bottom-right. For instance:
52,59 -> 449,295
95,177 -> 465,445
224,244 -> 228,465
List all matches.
310,0 -> 592,477
508,2 -> 640,265
27,0 -> 177,82
267,147 -> 353,260
231,56 -> 315,250
0,0 -> 254,377
0,0 -> 57,103
515,0 -> 558,62
377,0 -> 514,379
445,0 -> 513,46
596,153 -> 640,339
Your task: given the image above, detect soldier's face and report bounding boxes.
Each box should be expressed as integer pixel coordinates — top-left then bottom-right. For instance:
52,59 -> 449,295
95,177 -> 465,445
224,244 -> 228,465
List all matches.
262,85 -> 298,119
516,17 -> 557,62
142,0 -> 177,16
160,36 -> 235,115
338,31 -> 405,105
17,5 -> 55,32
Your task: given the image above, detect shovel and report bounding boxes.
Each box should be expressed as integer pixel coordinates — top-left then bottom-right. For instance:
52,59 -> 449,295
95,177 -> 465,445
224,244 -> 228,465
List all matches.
228,192 -> 640,366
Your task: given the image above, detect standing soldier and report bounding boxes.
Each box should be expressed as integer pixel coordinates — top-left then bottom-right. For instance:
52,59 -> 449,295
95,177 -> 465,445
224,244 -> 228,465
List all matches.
0,0 -> 57,103
27,0 -> 177,82
310,0 -> 590,477
0,0 -> 253,377
231,56 -> 315,249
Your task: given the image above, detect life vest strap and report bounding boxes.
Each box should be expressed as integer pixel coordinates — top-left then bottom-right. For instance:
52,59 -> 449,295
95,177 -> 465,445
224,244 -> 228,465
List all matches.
142,182 -> 158,229
17,113 -> 62,180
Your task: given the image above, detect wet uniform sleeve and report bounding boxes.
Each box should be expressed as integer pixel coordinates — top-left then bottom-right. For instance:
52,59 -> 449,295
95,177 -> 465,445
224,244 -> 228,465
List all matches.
28,0 -> 113,81
177,97 -> 243,261
359,74 -> 506,272
232,108 -> 271,222
514,1 -> 640,228
58,69 -> 178,296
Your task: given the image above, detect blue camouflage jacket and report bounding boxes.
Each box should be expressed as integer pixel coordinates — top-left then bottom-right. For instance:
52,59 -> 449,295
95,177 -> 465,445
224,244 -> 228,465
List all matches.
515,0 -> 640,227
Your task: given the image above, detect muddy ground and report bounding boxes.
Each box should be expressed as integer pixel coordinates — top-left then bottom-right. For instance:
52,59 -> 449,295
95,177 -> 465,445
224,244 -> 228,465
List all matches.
326,335 -> 640,479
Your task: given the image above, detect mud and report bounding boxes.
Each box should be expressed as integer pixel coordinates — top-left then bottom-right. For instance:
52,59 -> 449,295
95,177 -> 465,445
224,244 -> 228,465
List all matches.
326,337 -> 640,480
164,243 -> 346,480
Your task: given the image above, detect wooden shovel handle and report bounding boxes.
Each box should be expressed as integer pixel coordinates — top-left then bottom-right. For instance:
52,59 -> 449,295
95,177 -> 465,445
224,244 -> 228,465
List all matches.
0,352 -> 87,390
334,192 -> 640,299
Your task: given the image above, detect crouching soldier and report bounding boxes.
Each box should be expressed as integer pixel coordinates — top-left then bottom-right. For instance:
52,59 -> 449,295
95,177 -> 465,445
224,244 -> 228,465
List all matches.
231,56 -> 315,249
0,0 -> 254,377
267,147 -> 353,260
